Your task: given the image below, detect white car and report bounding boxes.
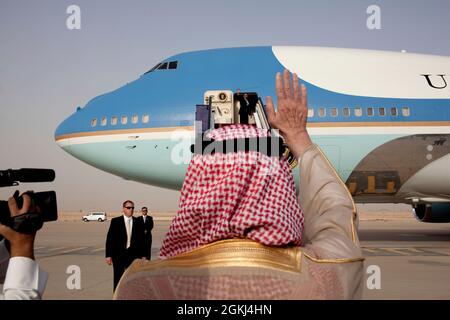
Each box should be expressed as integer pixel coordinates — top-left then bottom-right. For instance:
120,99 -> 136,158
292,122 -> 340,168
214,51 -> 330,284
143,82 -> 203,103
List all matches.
82,212 -> 107,222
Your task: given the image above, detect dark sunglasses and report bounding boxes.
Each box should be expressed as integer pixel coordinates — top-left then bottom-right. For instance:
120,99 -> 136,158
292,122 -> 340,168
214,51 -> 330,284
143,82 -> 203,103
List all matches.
125,206 -> 134,209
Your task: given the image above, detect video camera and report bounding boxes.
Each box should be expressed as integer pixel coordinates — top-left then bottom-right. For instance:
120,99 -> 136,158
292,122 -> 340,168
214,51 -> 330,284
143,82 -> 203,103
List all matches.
192,90 -> 298,168
0,169 -> 58,236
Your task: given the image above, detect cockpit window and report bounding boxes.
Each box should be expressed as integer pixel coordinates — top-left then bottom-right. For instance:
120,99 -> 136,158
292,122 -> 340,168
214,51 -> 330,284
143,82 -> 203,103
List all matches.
144,63 -> 161,75
169,61 -> 178,69
143,61 -> 178,75
157,62 -> 168,70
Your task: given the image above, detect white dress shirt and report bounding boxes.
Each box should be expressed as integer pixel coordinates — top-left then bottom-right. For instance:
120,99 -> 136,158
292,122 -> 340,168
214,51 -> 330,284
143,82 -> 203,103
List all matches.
0,240 -> 48,300
123,215 -> 133,248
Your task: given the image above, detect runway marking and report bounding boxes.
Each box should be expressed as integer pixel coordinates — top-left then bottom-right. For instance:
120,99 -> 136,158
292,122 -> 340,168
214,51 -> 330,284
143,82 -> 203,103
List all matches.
361,247 -> 448,256
59,246 -> 88,254
34,246 -> 45,250
362,248 -> 379,253
401,248 -> 423,253
92,247 -> 105,252
46,246 -> 67,251
383,248 -> 410,255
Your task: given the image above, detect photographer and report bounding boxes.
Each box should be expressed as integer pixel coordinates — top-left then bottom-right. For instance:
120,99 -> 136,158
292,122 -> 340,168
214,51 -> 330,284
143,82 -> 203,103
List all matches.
0,193 -> 47,300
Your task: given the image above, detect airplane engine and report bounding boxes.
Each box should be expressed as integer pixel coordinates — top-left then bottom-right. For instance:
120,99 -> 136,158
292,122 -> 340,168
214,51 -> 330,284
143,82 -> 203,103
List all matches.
413,203 -> 450,223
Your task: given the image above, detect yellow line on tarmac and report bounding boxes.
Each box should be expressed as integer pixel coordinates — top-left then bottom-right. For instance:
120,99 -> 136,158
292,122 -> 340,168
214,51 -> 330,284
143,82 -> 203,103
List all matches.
403,248 -> 424,253
59,247 -> 88,254
383,248 -> 410,255
46,246 -> 67,251
362,248 -> 378,253
92,247 -> 105,252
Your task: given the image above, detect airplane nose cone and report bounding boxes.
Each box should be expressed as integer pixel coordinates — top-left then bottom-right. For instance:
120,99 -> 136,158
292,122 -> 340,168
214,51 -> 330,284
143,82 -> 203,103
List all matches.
55,117 -> 70,149
54,107 -> 83,148
55,116 -> 69,140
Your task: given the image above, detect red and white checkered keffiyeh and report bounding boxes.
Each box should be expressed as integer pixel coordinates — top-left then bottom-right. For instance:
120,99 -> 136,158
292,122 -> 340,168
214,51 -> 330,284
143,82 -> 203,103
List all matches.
160,124 -> 304,259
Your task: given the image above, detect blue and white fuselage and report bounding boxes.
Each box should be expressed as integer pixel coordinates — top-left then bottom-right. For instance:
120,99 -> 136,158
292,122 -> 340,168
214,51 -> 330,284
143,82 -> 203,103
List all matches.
55,46 -> 450,222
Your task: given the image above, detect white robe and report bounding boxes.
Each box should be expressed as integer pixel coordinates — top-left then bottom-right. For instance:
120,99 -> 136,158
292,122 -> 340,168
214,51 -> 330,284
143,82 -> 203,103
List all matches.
0,240 -> 48,300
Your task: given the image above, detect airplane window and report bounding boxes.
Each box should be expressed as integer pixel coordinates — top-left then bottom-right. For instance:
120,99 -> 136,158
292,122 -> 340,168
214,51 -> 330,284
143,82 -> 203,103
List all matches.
111,116 -> 118,125
143,61 -> 177,74
142,114 -> 150,123
101,117 -> 107,126
343,107 -> 350,117
143,63 -> 162,75
318,108 -> 326,117
169,61 -> 178,69
90,118 -> 97,127
391,107 -> 398,116
132,115 -> 138,124
157,62 -> 168,70
367,107 -> 374,116
402,107 -> 410,117
307,108 -> 314,118
379,107 -> 386,116
354,107 -> 362,117
330,108 -> 338,117
121,116 -> 128,125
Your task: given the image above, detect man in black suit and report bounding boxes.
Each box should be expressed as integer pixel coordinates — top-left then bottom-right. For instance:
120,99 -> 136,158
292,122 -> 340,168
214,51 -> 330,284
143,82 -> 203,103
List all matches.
105,200 -> 145,291
136,207 -> 153,260
237,93 -> 257,125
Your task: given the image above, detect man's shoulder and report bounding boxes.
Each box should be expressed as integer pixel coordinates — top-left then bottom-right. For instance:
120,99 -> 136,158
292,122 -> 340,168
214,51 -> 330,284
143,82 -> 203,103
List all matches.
134,216 -> 145,224
111,216 -> 123,223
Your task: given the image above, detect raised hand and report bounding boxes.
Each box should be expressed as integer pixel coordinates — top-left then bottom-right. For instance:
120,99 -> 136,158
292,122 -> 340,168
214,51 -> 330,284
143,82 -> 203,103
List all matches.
266,69 -> 312,158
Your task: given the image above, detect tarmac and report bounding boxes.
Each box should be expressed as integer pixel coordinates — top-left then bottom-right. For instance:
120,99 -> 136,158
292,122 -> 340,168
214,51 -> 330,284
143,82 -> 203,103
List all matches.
4,211 -> 450,299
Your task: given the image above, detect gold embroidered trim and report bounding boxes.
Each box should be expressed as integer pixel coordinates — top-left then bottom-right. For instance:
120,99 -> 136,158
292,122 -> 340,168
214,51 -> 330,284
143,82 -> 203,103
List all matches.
126,239 -> 302,276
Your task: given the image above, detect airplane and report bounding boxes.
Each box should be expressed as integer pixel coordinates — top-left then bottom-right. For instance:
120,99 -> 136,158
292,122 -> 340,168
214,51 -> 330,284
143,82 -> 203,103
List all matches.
55,46 -> 450,223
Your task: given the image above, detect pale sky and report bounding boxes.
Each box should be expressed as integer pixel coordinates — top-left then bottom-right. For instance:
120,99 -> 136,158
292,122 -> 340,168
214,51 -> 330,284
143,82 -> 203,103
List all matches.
1,0 -> 449,212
